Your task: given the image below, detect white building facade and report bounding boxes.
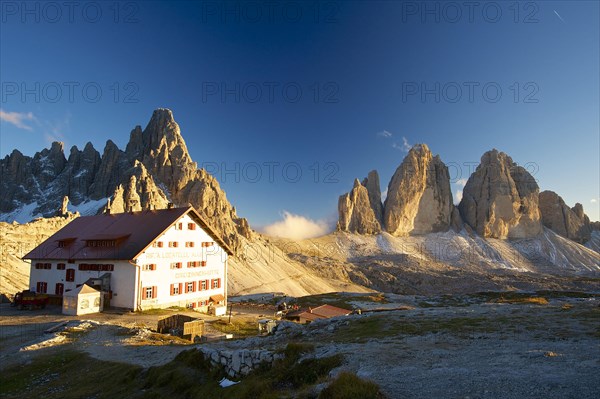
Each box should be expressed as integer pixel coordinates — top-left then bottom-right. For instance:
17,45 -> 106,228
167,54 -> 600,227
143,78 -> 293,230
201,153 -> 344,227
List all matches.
25,206 -> 231,312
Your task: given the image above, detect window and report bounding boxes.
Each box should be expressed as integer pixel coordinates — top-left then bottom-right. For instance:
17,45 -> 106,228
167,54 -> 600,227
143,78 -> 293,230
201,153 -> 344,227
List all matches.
79,263 -> 114,271
36,282 -> 48,293
170,283 -> 183,296
200,261 -> 207,267
152,241 -> 163,248
66,269 -> 75,282
188,223 -> 196,230
143,286 -> 157,299
168,241 -> 179,248
57,263 -> 66,270
86,240 -> 116,247
186,281 -> 196,293
202,242 -> 214,248
94,297 -> 101,307
200,280 -> 207,291
187,261 -> 196,268
175,222 -> 183,230
35,263 -> 51,270
55,283 -> 64,295
170,262 -> 182,269
212,279 -> 221,289
185,241 -> 195,248
142,264 -> 156,271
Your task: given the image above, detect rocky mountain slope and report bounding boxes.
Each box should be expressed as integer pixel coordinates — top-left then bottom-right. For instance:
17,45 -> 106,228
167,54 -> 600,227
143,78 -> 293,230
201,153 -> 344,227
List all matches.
539,190 -> 592,243
2,109 -> 598,298
0,109 -> 251,253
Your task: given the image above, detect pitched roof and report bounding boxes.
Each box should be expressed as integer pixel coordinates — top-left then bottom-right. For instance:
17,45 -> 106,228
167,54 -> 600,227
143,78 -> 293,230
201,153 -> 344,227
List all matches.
310,304 -> 352,318
287,304 -> 352,321
65,284 -> 100,296
23,206 -> 233,261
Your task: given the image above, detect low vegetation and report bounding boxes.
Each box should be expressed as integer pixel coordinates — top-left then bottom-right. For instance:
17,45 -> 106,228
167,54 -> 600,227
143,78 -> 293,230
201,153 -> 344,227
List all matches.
319,372 -> 385,399
290,292 -> 388,311
210,318 -> 258,338
0,342 -> 366,399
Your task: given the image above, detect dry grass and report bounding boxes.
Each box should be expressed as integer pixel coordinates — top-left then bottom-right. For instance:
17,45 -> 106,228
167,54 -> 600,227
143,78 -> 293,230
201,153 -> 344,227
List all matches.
128,331 -> 192,346
495,296 -> 549,305
210,318 -> 258,338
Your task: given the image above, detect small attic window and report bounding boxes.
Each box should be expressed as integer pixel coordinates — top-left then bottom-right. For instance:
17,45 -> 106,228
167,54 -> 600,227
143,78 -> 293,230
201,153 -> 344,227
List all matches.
86,240 -> 116,248
57,238 -> 76,248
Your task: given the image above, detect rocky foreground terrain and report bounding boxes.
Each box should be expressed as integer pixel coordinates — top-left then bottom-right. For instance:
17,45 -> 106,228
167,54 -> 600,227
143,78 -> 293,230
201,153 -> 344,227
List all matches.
1,292 -> 598,398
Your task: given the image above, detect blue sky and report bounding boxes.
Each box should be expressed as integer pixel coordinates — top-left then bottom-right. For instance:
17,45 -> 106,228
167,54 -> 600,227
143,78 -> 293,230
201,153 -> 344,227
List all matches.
1,0 -> 598,228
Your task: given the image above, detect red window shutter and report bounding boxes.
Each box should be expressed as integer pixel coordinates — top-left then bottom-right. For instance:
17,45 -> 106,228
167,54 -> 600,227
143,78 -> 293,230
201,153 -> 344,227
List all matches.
178,283 -> 183,295
200,261 -> 206,267
170,284 -> 174,296
142,288 -> 147,300
152,286 -> 157,298
192,281 -> 197,292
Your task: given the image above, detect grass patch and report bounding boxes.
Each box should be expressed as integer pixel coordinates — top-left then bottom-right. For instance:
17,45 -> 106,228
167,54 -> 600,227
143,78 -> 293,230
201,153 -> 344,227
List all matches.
292,293 -> 385,311
0,350 -> 142,399
319,372 -> 384,399
129,332 -> 193,346
0,344 -> 346,399
137,306 -> 188,315
210,318 -> 258,338
495,296 -> 549,305
332,315 -> 504,342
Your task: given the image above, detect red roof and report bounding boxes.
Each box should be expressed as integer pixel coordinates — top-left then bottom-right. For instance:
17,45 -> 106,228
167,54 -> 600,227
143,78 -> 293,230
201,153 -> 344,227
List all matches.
23,206 -> 233,260
310,304 -> 352,318
288,304 -> 352,321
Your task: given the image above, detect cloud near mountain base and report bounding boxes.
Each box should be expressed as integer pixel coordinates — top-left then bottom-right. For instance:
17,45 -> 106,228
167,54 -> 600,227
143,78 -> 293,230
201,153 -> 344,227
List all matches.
260,211 -> 332,240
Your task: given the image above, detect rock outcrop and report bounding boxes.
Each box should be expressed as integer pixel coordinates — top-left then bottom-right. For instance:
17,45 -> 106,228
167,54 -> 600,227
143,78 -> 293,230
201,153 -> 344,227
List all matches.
383,144 -> 454,236
362,170 -> 384,223
458,149 -> 541,239
0,108 -> 252,254
538,190 -> 591,243
337,178 -> 381,234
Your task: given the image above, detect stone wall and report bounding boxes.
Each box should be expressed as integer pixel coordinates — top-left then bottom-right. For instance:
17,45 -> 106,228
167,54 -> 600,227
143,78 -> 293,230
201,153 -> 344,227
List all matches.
200,347 -> 283,378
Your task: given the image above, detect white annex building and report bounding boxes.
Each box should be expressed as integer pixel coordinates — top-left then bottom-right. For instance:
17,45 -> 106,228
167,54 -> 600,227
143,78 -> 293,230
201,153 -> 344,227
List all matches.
24,206 -> 232,313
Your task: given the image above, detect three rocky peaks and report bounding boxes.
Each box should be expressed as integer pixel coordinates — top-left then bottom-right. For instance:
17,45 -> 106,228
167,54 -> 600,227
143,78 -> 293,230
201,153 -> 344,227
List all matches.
1,108 -> 594,249
0,109 -> 252,252
337,144 -> 594,244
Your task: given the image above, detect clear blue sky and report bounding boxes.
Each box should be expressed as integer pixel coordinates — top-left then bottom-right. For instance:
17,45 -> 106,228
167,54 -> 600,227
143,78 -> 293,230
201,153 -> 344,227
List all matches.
1,1 -> 598,226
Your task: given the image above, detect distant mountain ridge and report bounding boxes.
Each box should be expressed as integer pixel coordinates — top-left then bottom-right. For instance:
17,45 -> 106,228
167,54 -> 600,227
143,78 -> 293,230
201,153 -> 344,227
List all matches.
0,109 -> 252,253
337,144 -> 597,249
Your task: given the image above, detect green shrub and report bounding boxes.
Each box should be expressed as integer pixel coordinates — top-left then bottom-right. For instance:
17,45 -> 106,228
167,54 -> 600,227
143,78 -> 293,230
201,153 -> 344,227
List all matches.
319,372 -> 384,399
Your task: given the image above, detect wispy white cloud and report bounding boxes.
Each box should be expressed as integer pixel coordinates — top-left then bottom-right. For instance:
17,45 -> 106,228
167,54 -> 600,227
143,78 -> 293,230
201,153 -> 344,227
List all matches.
455,178 -> 468,187
591,199 -> 597,204
377,130 -> 392,138
41,112 -> 71,146
381,188 -> 388,202
0,109 -> 36,130
392,136 -> 412,152
260,211 -> 332,240
453,179 -> 468,204
454,190 -> 463,204
553,10 -> 565,23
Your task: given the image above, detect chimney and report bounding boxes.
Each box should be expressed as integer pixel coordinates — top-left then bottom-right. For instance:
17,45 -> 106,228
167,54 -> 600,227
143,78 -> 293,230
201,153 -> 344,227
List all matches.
167,203 -> 174,209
